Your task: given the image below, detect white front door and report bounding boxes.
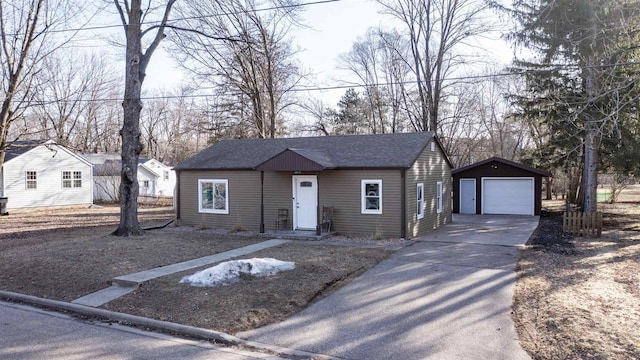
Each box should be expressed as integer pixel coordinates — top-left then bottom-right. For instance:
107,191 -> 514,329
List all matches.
460,179 -> 476,214
293,175 -> 318,230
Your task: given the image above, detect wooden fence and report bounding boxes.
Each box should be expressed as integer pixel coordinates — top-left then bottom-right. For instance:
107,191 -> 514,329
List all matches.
563,211 -> 603,237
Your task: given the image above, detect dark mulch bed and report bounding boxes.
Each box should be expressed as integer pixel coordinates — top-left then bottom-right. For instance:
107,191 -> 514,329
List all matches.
526,209 -> 575,253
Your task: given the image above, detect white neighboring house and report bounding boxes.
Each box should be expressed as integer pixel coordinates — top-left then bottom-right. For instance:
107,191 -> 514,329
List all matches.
81,153 -> 175,201
138,158 -> 176,197
0,140 -> 93,209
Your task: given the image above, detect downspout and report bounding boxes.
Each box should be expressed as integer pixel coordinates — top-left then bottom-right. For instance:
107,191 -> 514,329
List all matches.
175,170 -> 180,220
260,171 -> 265,233
400,169 -> 406,239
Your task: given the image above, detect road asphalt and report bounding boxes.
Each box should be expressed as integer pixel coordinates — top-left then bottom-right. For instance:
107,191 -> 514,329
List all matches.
0,301 -> 284,360
237,214 -> 538,360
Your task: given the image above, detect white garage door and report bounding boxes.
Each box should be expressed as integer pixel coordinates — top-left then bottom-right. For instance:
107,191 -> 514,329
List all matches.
482,178 -> 534,215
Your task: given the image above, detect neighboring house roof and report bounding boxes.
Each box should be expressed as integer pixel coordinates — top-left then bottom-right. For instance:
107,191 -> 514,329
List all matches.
4,140 -> 93,167
3,140 -> 49,163
452,156 -> 552,177
175,132 -> 449,171
80,153 -> 157,177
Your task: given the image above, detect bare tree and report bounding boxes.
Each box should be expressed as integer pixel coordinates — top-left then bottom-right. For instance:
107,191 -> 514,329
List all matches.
31,52 -> 117,149
377,0 -> 492,133
0,0 -> 82,169
171,0 -> 303,139
113,0 -> 177,236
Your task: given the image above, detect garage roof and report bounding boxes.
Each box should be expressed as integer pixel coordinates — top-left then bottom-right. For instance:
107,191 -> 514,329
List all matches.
452,157 -> 552,177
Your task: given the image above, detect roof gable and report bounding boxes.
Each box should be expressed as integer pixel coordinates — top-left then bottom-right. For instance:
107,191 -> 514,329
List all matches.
4,140 -> 92,167
256,148 -> 334,171
175,132 -> 438,171
452,157 -> 552,177
3,140 -> 48,163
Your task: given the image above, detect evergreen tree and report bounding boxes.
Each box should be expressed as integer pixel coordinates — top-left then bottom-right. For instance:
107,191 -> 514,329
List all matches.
500,0 -> 640,211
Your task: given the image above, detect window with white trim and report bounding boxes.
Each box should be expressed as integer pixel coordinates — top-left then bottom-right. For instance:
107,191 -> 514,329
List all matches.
417,183 -> 424,219
361,180 -> 382,214
436,181 -> 443,213
62,171 -> 82,188
26,171 -> 37,189
163,171 -> 169,180
199,179 -> 229,214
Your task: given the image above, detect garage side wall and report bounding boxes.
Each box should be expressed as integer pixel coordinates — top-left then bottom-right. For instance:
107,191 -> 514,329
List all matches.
452,163 -> 543,215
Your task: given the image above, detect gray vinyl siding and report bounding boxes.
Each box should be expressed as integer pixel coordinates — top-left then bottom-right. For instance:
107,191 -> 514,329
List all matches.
406,140 -> 453,238
263,172 -> 293,230
319,170 -> 402,238
178,170 -> 261,231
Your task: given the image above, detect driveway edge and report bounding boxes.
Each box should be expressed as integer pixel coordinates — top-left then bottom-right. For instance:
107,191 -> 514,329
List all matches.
0,290 -> 339,360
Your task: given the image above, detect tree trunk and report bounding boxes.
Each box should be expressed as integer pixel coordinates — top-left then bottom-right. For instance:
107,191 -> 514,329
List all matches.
113,3 -> 145,236
582,122 -> 599,214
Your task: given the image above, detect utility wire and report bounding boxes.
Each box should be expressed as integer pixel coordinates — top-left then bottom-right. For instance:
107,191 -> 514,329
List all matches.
27,60 -> 640,105
2,0 -> 341,37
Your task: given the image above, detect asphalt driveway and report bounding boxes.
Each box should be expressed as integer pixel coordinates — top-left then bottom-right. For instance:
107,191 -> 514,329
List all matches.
237,214 -> 538,360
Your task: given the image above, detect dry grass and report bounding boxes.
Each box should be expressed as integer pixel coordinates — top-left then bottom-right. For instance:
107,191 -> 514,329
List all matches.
513,196 -> 640,359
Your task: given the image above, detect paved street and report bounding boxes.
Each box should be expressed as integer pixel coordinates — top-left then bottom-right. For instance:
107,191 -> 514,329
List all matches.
238,215 -> 537,360
0,301 -> 282,360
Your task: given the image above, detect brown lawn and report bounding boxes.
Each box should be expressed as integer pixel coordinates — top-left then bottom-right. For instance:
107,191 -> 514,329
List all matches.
513,187 -> 640,359
0,205 -> 393,334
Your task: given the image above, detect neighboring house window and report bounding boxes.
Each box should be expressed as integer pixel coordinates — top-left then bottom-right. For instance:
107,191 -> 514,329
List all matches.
163,171 -> 169,180
431,141 -> 435,152
361,180 -> 382,214
199,179 -> 229,214
417,183 -> 424,219
143,180 -> 149,188
26,171 -> 37,189
436,181 -> 443,214
63,171 -> 83,188
73,171 -> 82,187
62,171 -> 72,188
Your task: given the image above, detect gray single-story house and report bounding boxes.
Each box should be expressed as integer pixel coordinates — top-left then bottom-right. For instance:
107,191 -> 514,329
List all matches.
174,132 -> 453,239
452,157 -> 552,216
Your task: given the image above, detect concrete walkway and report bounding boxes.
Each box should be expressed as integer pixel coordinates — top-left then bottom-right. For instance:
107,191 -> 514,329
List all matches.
73,239 -> 289,307
237,215 -> 538,360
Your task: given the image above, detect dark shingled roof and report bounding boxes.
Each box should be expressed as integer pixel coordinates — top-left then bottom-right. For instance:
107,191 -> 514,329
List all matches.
452,156 -> 552,177
3,140 -> 48,163
175,132 -> 439,171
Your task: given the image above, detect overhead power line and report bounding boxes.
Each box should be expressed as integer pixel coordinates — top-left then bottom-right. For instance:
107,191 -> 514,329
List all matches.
27,60 -> 640,105
4,0 -> 341,36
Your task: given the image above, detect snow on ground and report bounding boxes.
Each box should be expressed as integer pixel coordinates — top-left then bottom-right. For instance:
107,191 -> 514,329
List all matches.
180,258 -> 295,287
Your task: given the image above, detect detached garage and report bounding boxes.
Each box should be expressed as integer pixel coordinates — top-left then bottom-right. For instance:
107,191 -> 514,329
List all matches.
452,157 -> 552,216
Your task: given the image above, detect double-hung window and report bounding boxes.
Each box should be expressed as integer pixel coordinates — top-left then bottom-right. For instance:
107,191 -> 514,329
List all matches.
199,179 -> 229,214
361,180 -> 382,214
73,171 -> 82,188
62,171 -> 82,188
62,171 -> 72,188
26,171 -> 37,189
417,183 -> 424,219
436,181 -> 443,214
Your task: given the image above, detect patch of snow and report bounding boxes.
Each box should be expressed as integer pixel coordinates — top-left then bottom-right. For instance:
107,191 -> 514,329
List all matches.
180,258 -> 295,288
